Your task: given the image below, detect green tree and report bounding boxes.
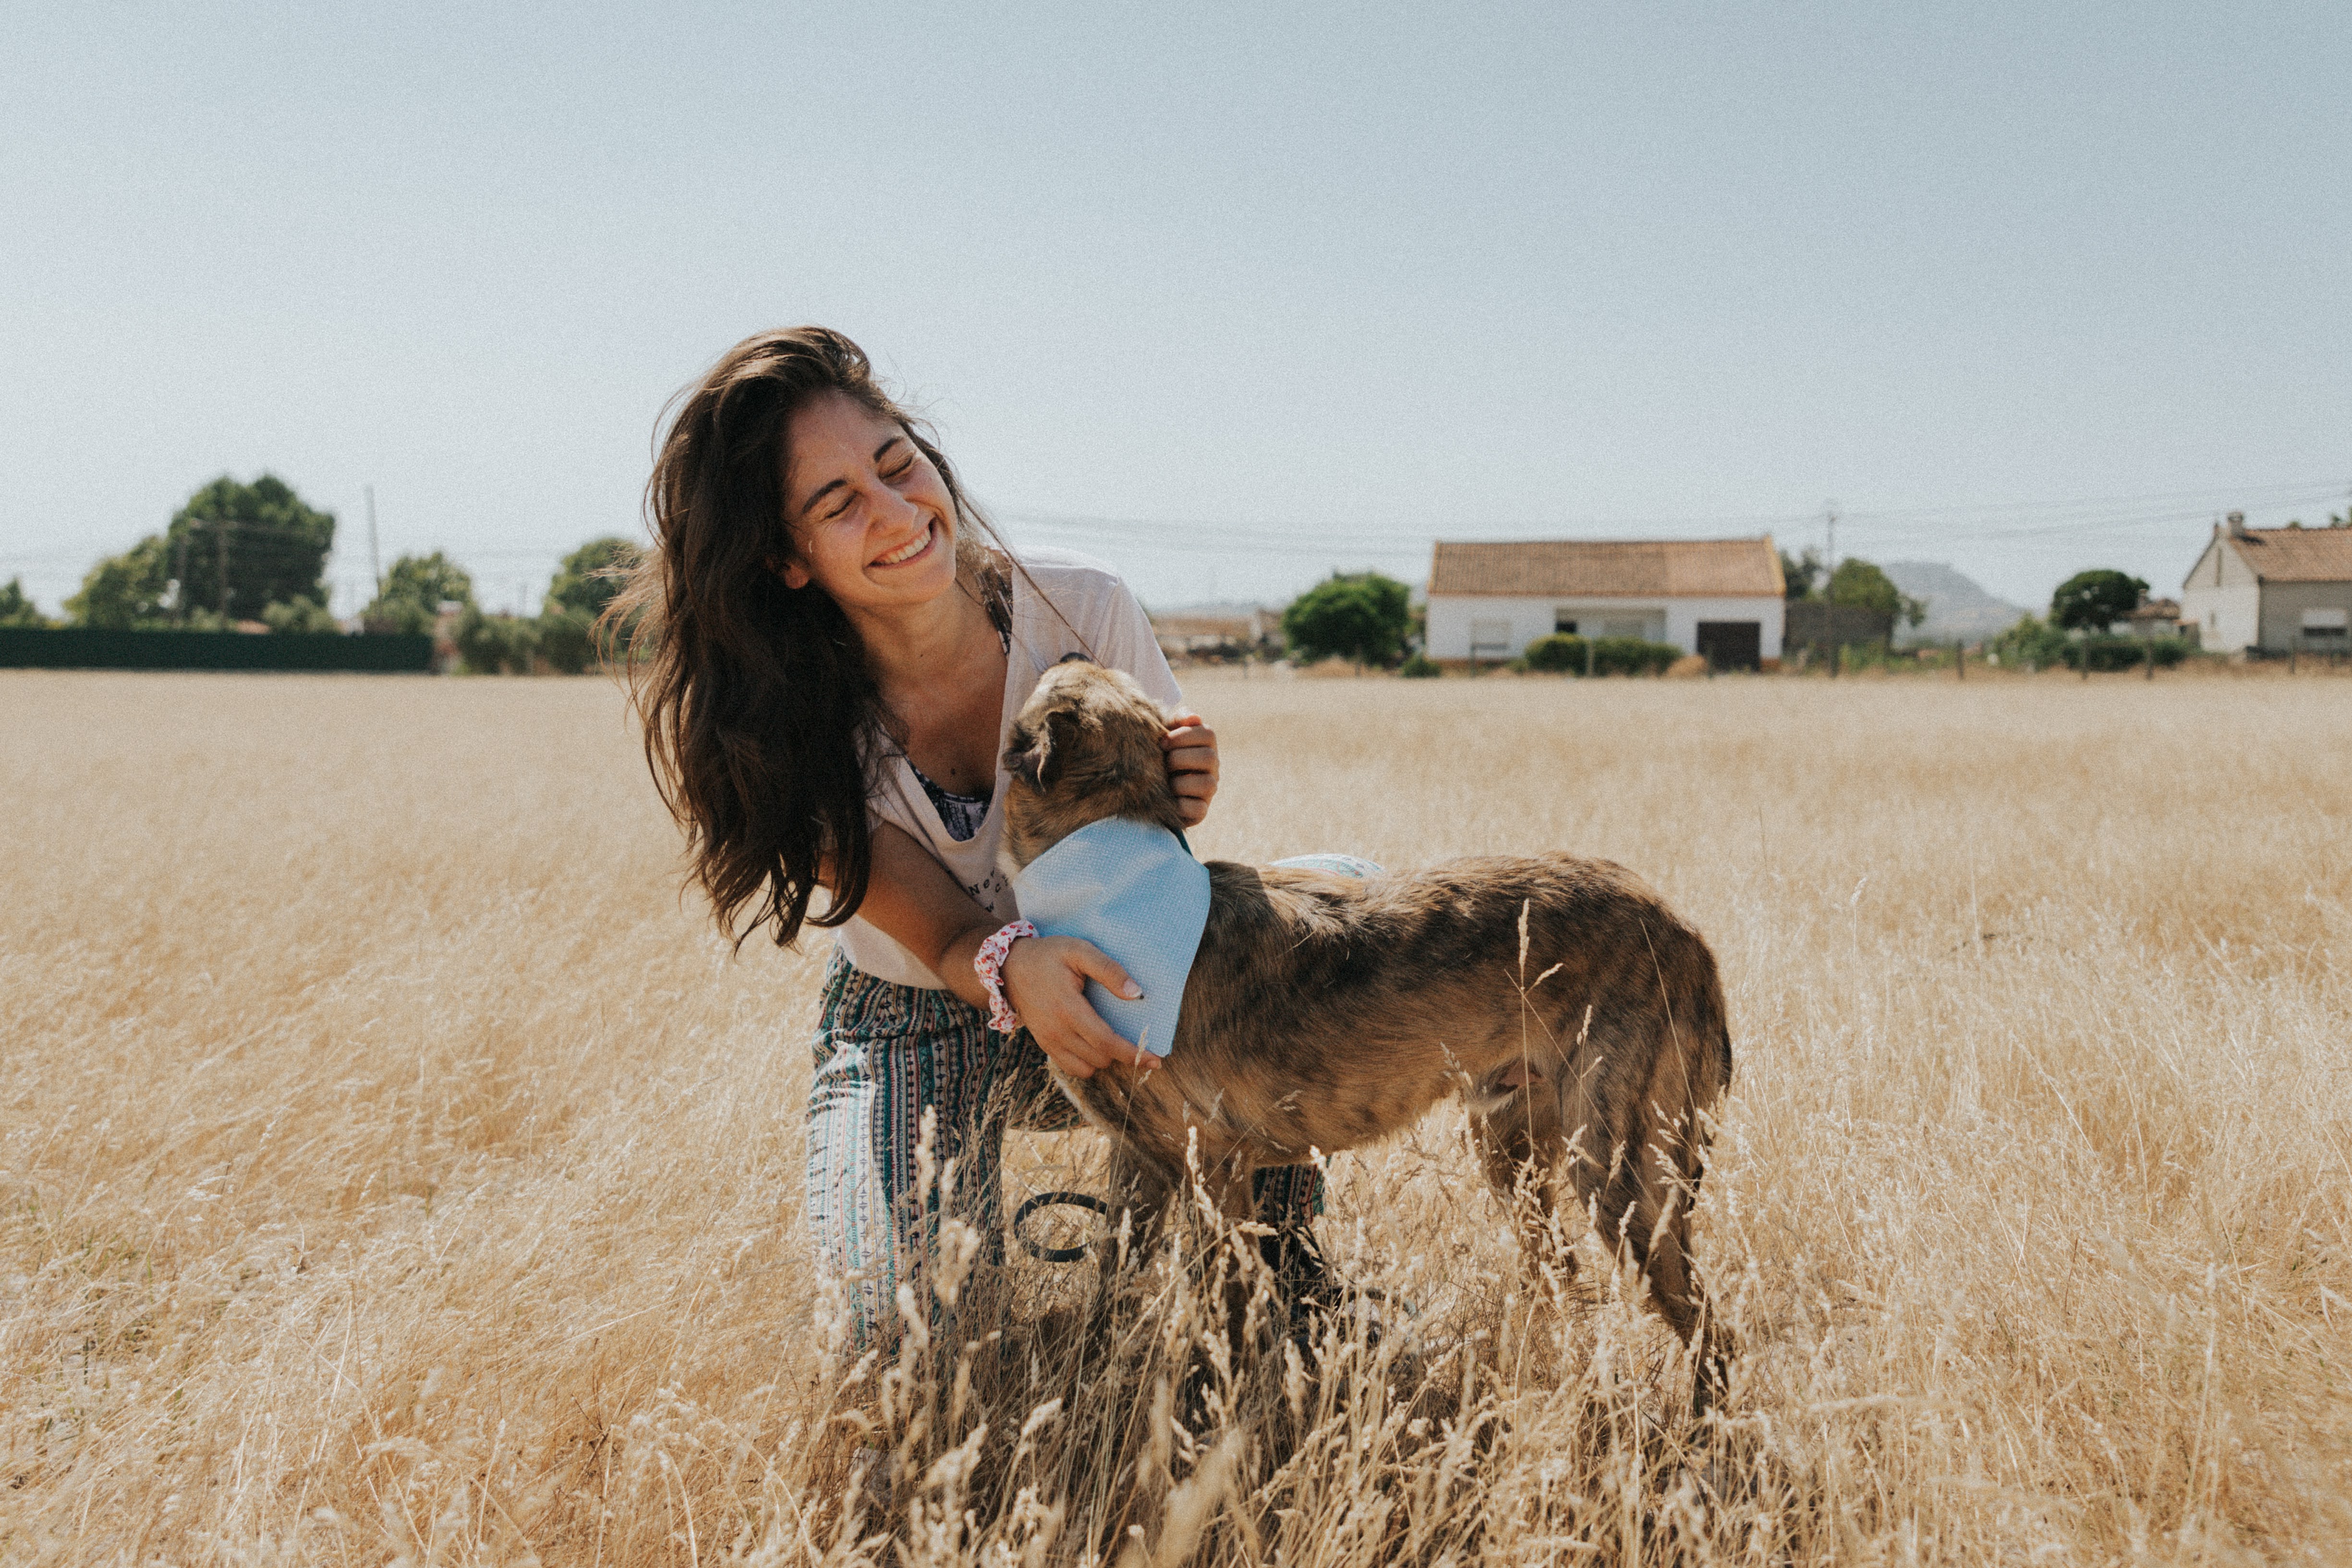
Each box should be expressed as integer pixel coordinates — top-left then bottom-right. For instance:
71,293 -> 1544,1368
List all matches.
544,536 -> 639,620
536,535 -> 642,672
1828,558 -> 1928,629
1281,571 -> 1412,668
362,552 -> 475,634
1779,547 -> 1824,600
65,536 -> 174,629
2050,569 -> 2148,632
166,474 -> 336,620
0,577 -> 53,629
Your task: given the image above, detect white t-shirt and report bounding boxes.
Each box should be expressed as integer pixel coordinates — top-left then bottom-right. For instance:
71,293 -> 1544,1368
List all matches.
830,547 -> 1185,989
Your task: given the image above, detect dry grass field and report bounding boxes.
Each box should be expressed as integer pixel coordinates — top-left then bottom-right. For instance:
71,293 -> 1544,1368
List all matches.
4,665 -> 2349,1566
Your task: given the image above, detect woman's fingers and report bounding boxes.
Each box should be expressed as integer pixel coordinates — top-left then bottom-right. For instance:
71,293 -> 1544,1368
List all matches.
1163,716 -> 1218,827
1000,935 -> 1155,1077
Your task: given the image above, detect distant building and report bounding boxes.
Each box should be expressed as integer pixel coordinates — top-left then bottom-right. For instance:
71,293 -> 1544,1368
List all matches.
1150,606 -> 1275,663
2179,515 -> 2352,655
1424,537 -> 1785,668
2120,596 -> 2188,641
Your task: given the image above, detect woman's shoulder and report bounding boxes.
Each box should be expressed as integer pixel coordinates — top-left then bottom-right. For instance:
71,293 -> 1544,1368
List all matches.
1008,545 -> 1131,600
1006,546 -> 1143,628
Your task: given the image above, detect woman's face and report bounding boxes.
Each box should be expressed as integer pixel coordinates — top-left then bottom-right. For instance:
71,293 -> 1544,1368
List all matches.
777,392 -> 959,612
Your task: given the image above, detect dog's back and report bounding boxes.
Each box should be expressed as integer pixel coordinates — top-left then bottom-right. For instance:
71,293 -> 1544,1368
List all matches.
1149,853 -> 1730,1167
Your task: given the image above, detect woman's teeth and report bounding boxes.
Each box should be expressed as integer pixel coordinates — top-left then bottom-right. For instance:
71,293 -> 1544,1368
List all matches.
875,524 -> 932,566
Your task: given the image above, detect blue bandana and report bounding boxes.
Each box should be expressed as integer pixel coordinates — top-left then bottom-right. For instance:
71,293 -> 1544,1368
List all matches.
1012,815 -> 1210,1058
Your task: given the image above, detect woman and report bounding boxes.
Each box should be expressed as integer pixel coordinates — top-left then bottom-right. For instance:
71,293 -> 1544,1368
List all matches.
614,328 -> 1324,1346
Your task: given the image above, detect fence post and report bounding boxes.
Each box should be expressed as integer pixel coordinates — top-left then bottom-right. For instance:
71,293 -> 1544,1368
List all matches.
1955,639 -> 1964,681
2144,638 -> 2154,680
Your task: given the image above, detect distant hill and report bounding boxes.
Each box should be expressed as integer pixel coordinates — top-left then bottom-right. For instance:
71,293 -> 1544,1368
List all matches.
1880,561 -> 2026,644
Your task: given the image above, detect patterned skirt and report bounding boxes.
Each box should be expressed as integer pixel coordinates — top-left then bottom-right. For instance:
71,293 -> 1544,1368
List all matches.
804,952 -> 1322,1348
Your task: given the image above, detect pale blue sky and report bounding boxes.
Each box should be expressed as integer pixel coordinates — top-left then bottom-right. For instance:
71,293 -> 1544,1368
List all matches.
4,2 -> 2346,617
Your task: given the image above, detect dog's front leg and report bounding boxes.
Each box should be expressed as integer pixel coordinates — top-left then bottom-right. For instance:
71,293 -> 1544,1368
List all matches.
1471,1100 -> 1577,1302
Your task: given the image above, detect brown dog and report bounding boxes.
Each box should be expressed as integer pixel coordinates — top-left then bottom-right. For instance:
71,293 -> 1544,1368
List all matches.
1002,659 -> 1735,1409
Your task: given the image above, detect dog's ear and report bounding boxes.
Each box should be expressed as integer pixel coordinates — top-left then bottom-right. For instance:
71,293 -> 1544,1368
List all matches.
1005,722 -> 1049,790
1005,708 -> 1081,790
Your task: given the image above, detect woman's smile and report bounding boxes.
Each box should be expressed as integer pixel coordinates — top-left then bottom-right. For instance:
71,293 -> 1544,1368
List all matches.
871,518 -> 939,569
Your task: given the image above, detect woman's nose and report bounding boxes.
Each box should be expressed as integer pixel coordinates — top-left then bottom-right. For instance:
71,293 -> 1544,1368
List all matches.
867,481 -> 922,530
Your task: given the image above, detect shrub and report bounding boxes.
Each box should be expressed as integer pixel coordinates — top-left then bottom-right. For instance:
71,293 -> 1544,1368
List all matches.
1398,652 -> 1442,679
2084,635 -> 2188,671
1990,614 -> 2072,670
1594,637 -> 1682,676
1520,633 -> 1588,673
455,608 -> 539,675
1992,615 -> 2190,672
261,596 -> 339,634
1514,633 -> 1680,676
535,605 -> 599,675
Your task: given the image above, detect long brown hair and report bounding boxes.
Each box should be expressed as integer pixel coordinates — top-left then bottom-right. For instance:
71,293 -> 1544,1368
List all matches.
609,327 -> 1006,948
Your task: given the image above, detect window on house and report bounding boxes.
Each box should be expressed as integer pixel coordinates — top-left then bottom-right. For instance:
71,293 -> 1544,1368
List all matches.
1553,613 -> 1577,635
2302,608 -> 2348,640
1469,618 -> 1514,658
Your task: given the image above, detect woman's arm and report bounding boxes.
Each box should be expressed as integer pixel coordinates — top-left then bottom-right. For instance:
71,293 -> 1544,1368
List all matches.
853,823 -> 1158,1077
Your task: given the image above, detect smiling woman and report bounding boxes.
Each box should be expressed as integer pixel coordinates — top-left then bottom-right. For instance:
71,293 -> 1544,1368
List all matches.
606,328 -> 1327,1349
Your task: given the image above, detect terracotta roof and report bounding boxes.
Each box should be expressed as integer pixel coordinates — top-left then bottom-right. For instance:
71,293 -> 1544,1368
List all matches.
2228,527 -> 2352,583
1429,536 -> 1783,599
2126,597 -> 2182,621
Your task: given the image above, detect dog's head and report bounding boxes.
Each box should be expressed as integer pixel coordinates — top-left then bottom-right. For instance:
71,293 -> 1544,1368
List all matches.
1000,657 -> 1187,869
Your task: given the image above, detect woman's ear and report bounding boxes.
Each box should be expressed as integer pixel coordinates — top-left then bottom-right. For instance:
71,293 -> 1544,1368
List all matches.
764,553 -> 812,590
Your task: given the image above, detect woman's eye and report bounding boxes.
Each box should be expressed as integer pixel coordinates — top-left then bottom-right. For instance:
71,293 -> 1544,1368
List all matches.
885,460 -> 915,482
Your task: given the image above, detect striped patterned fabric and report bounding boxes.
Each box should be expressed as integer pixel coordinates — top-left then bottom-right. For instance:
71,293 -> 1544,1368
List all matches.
804,952 -> 1321,1348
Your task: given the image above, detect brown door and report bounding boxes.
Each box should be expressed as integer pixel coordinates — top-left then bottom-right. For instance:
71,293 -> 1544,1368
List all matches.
1695,621 -> 1761,670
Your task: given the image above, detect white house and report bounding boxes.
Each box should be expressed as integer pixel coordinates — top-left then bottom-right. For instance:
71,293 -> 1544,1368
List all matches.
2180,514 -> 2352,655
1424,537 -> 1786,668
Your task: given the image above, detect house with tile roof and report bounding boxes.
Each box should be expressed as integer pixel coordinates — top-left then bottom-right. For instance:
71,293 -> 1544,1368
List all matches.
1424,536 -> 1785,668
2179,515 -> 2352,655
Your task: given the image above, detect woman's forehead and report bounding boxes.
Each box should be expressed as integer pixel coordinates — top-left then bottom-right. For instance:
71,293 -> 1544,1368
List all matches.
782,394 -> 904,507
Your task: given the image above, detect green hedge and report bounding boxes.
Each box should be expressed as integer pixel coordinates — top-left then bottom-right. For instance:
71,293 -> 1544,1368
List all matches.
1518,633 -> 1682,676
0,628 -> 433,672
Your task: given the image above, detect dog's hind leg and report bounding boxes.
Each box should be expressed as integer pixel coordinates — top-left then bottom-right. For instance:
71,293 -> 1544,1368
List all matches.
1614,1118 -> 1733,1418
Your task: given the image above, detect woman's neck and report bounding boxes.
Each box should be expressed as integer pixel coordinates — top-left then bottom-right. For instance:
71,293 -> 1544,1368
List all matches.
844,576 -> 997,704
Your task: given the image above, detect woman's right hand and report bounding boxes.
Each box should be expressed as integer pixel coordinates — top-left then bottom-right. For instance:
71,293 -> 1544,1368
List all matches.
1000,934 -> 1157,1079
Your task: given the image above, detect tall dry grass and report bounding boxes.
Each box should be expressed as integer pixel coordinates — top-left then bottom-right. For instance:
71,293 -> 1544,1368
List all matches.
2,666 -> 2347,1565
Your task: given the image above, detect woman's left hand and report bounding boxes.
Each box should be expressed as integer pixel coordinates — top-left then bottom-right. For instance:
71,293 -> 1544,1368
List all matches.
1162,713 -> 1219,827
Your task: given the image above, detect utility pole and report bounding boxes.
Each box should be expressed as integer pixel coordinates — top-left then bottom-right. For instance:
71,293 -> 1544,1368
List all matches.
215,518 -> 230,621
173,532 -> 190,626
366,485 -> 383,598
1824,501 -> 1840,679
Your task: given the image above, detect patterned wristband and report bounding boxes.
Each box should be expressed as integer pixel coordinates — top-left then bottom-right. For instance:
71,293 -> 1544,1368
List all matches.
973,920 -> 1038,1034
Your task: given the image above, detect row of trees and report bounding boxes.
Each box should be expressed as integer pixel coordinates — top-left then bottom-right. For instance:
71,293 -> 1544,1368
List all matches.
8,474 -> 642,674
